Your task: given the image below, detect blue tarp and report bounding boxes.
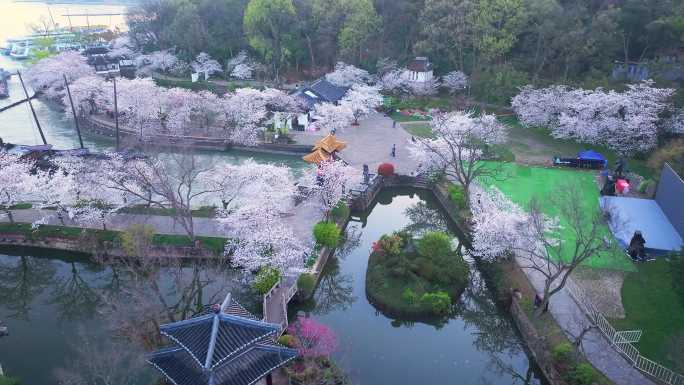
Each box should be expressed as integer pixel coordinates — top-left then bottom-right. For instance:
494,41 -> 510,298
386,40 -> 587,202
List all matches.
577,150 -> 607,167
601,196 -> 683,254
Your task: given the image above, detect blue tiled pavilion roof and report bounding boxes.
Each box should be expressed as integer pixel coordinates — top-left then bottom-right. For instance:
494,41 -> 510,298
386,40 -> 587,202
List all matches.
159,313 -> 281,369
149,343 -> 298,385
149,294 -> 299,385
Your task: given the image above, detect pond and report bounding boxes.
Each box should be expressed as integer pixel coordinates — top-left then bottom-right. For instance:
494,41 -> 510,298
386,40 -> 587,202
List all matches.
297,188 -> 547,385
0,247 -> 256,385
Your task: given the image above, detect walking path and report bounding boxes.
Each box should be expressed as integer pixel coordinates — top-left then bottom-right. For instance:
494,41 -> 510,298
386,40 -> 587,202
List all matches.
516,255 -> 654,385
289,112 -> 420,175
2,203 -> 322,246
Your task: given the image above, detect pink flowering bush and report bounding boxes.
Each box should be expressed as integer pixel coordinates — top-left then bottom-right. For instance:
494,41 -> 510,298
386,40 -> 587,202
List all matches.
288,317 -> 338,358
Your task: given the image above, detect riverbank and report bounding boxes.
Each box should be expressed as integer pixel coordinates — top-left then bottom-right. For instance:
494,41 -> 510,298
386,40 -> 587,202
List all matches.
0,222 -> 226,258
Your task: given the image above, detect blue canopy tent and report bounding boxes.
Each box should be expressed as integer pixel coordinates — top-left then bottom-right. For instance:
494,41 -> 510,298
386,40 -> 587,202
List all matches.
553,149 -> 608,169
577,150 -> 608,168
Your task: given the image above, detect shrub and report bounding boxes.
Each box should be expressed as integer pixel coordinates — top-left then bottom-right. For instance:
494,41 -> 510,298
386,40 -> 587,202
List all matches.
377,163 -> 395,177
568,363 -> 599,385
647,139 -> 684,177
638,179 -> 654,194
330,201 -> 350,221
120,224 -> 155,257
402,288 -> 419,304
416,231 -> 452,258
278,334 -> 296,347
420,291 -> 451,316
297,273 -> 317,299
313,221 -> 340,248
552,342 -> 574,363
252,267 -> 281,295
447,184 -> 466,209
376,233 -> 405,256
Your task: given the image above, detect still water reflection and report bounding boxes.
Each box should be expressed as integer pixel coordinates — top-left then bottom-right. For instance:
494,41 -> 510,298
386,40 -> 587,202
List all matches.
0,248 -> 254,385
298,188 -> 547,385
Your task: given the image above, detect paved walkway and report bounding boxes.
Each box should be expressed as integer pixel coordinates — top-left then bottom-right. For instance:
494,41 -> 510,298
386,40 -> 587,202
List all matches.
516,255 -> 654,385
290,112 -> 420,175
2,203 -> 322,245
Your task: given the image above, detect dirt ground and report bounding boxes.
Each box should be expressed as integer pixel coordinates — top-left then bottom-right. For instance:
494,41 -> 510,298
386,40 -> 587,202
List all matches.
573,267 -> 626,319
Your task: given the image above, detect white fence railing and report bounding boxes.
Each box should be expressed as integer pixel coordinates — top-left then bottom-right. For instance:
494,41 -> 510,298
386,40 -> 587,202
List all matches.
565,279 -> 684,385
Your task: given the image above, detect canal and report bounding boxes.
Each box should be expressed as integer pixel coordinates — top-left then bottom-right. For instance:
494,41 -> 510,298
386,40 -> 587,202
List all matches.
295,188 -> 546,385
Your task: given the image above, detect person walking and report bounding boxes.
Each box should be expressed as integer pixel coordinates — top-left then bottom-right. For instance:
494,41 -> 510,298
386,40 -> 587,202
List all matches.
391,144 -> 396,157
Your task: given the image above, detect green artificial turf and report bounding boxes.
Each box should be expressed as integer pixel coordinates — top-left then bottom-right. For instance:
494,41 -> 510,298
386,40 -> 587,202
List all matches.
479,163 -> 635,271
611,259 -> 684,371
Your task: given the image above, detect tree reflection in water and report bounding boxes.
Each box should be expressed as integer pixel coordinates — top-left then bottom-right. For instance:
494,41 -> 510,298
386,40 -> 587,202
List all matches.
0,254 -> 56,320
49,261 -> 102,320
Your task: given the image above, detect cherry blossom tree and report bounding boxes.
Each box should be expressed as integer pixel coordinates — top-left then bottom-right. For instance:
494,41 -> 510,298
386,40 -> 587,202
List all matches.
0,154 -> 38,223
109,35 -> 136,58
468,183 -> 530,261
64,75 -> 110,115
325,62 -> 370,87
512,81 -> 674,155
210,160 -> 306,272
304,160 -> 361,215
443,71 -> 468,94
25,51 -> 94,99
227,50 -> 253,80
473,183 -> 614,315
377,69 -> 408,95
409,111 -> 508,201
312,103 -> 354,133
192,52 -> 222,80
406,77 -> 441,97
288,317 -> 338,358
115,77 -> 163,137
203,159 -> 296,213
136,50 -> 180,75
99,151 -> 220,241
340,84 -> 383,125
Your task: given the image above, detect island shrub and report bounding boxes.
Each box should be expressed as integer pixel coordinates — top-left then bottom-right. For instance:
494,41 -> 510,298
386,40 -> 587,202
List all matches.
419,292 -> 451,316
313,221 -> 340,248
447,184 -> 466,210
366,230 -> 469,320
252,267 -> 281,295
297,273 -> 317,299
330,201 -> 350,221
377,163 -> 395,177
402,288 -> 418,304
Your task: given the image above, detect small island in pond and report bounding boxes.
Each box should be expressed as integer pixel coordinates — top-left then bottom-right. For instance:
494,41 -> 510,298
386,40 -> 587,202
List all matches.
366,230 -> 469,320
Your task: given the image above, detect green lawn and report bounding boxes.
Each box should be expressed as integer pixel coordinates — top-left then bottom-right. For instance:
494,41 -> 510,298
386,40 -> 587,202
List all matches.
479,163 -> 635,271
402,122 -> 434,138
611,259 -> 684,371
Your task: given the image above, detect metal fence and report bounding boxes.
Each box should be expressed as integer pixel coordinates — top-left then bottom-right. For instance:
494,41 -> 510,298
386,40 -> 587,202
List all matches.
565,279 -> 684,385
